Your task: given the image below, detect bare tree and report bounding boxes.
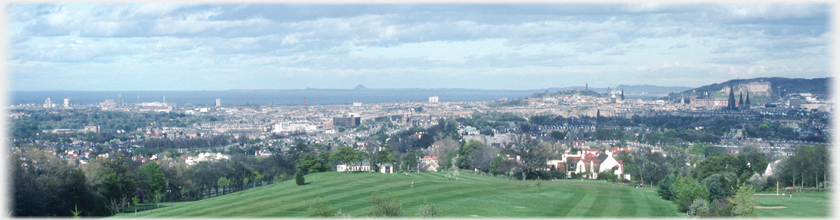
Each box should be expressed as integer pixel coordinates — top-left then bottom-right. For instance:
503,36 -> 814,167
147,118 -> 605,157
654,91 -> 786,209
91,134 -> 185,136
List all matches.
504,132 -> 547,180
107,196 -> 130,216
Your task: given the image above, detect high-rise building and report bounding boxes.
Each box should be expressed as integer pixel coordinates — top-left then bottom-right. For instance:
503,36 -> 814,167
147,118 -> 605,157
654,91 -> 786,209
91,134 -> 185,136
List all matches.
216,99 -> 221,107
429,96 -> 439,103
333,116 -> 361,127
63,98 -> 69,108
44,98 -> 52,108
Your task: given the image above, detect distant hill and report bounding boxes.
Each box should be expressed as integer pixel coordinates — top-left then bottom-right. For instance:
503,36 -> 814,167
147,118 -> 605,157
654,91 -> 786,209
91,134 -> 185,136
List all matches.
543,85 -> 691,97
684,77 -> 830,96
614,85 -> 693,96
664,77 -> 830,104
354,84 -> 369,90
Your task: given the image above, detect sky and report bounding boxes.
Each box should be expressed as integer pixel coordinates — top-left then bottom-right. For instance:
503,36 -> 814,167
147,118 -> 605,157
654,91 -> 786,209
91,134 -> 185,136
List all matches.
5,3 -> 833,91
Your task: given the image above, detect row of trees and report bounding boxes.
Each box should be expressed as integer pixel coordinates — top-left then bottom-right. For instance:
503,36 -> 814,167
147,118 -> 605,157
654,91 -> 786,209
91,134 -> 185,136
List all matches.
11,143 -> 301,216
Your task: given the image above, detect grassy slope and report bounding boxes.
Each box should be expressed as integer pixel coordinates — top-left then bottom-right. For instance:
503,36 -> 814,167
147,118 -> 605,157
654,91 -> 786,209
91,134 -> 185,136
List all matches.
116,171 -> 682,218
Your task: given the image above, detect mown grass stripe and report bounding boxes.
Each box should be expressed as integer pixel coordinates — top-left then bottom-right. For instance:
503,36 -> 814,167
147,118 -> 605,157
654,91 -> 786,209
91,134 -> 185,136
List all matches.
118,172 -> 688,218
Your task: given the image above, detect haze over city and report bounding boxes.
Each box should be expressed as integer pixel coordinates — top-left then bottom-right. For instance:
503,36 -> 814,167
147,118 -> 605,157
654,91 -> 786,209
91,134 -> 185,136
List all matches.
7,3 -> 831,91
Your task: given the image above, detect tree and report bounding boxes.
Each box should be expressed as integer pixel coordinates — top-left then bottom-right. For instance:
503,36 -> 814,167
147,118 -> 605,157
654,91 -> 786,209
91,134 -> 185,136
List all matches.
152,191 -> 164,209
253,171 -> 264,188
330,146 -> 366,173
694,155 -> 748,182
131,196 -> 140,215
669,175 -> 709,213
456,140 -> 483,169
295,171 -> 305,185
217,177 -> 231,195
633,150 -> 670,187
550,130 -> 566,140
657,174 -> 677,200
376,145 -> 398,171
534,180 -> 544,196
489,155 -> 504,175
139,162 -> 167,198
702,173 -> 736,202
296,152 -> 332,174
503,133 -> 547,180
432,136 -> 460,169
729,181 -> 757,217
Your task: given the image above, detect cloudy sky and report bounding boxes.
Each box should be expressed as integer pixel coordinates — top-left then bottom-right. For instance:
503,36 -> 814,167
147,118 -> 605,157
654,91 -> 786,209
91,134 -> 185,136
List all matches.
6,3 -> 832,91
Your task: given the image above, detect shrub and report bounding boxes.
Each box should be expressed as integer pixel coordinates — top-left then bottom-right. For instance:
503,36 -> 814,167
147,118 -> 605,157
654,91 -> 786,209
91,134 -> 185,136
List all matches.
746,173 -> 767,191
295,171 -> 305,185
729,182 -> 757,217
657,174 -> 677,200
308,198 -> 336,217
367,194 -> 403,217
708,199 -> 734,217
687,198 -> 710,217
416,200 -> 443,218
669,175 -> 709,213
307,197 -> 336,217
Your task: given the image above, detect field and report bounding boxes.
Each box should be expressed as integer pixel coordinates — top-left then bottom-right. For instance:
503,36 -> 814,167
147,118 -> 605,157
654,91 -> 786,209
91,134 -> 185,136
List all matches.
753,192 -> 832,217
114,171 -> 682,218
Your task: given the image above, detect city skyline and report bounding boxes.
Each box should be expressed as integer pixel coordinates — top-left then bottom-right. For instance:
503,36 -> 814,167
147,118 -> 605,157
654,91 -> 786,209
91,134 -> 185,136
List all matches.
7,3 -> 832,91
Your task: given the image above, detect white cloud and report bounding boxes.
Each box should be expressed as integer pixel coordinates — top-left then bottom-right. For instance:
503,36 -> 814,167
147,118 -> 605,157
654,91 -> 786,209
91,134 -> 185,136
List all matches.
7,3 -> 831,90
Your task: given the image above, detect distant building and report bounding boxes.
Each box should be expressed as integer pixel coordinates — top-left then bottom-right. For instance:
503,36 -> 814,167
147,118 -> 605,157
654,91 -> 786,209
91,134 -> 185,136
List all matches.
84,125 -> 100,133
410,114 -> 432,126
44,98 -> 53,108
63,98 -> 69,108
429,96 -> 439,103
99,99 -> 116,109
216,99 -> 221,107
353,102 -> 362,107
788,98 -> 802,109
333,117 -> 361,127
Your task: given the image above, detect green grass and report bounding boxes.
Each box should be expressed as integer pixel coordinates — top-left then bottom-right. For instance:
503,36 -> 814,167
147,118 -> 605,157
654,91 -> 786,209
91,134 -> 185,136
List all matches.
753,192 -> 831,218
114,172 -> 681,218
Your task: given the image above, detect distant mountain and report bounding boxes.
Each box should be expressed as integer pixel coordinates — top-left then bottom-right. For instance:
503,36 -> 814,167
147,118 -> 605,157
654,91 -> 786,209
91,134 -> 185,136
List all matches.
354,84 -> 368,90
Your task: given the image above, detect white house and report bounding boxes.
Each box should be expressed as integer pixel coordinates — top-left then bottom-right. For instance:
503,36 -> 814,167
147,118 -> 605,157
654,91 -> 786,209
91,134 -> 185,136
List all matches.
419,155 -> 440,172
764,160 -> 782,176
336,161 -> 371,172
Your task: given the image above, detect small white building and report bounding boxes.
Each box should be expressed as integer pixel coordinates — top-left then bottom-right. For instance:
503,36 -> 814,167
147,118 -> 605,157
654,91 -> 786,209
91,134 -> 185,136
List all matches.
336,161 -> 371,172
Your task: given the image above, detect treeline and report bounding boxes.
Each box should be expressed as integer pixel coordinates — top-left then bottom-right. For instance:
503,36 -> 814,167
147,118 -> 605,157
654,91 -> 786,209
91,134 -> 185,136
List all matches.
11,145 -> 298,217
653,144 -> 828,217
